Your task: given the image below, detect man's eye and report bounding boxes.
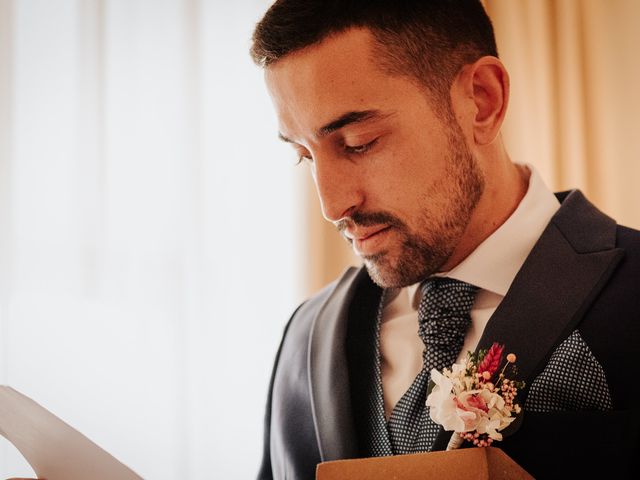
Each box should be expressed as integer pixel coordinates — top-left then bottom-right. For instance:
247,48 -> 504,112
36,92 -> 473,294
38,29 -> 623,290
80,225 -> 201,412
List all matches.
344,138 -> 378,155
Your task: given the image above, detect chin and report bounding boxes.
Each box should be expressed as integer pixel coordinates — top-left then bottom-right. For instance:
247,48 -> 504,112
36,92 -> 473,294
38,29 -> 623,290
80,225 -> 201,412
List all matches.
363,243 -> 451,288
363,256 -> 424,289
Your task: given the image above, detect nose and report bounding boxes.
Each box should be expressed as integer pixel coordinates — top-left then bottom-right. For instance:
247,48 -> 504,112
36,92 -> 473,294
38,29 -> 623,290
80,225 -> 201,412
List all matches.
311,151 -> 364,222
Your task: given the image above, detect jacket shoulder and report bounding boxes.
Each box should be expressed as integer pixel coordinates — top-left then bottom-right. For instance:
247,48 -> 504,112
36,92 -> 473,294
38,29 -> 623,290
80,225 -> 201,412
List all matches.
286,266 -> 363,339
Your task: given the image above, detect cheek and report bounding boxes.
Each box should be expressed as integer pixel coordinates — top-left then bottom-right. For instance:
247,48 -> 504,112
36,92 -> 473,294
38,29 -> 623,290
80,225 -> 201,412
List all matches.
371,152 -> 441,210
357,153 -> 413,217
390,129 -> 450,179
359,126 -> 450,214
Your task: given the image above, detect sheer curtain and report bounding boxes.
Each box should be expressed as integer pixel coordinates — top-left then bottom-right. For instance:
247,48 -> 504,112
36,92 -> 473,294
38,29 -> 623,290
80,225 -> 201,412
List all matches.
0,1 -> 302,479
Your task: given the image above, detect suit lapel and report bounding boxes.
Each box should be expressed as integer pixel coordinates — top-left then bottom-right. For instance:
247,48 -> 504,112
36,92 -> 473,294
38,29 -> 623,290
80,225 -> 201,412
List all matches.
433,190 -> 625,450
308,266 -> 369,461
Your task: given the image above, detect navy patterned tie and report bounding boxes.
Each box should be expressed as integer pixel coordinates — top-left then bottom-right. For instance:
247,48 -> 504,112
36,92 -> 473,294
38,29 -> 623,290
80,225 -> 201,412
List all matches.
386,277 -> 478,454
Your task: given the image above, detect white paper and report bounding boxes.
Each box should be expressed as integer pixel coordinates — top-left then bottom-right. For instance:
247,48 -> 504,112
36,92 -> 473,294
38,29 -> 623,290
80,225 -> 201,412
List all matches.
0,386 -> 143,480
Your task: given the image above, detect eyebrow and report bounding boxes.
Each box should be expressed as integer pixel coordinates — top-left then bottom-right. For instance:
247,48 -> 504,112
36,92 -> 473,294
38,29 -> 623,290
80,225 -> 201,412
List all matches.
278,109 -> 385,144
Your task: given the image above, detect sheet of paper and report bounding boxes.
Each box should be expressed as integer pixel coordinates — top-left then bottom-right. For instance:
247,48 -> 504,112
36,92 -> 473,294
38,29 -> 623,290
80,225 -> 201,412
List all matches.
0,385 -> 143,480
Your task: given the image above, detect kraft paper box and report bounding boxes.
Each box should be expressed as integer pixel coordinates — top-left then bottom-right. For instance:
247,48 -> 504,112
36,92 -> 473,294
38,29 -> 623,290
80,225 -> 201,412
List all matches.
316,447 -> 534,480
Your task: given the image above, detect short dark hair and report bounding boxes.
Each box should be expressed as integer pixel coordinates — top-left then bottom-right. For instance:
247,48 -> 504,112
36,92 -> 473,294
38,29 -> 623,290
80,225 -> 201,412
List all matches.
250,0 -> 498,110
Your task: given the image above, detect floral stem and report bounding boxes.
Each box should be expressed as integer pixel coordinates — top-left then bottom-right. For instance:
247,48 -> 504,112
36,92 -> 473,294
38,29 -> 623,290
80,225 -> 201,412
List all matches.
446,433 -> 464,451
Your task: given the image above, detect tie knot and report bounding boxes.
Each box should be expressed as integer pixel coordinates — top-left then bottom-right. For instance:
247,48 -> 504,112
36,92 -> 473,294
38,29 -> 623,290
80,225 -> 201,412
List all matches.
419,277 -> 477,320
417,277 -> 478,373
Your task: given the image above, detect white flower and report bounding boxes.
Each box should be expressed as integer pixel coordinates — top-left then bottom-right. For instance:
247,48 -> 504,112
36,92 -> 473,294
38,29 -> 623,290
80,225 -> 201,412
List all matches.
426,368 -> 467,432
477,410 -> 515,440
482,389 -> 505,411
450,362 -> 467,376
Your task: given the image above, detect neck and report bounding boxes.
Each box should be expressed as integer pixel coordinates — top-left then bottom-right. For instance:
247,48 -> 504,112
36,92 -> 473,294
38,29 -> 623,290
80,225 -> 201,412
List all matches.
440,149 -> 529,272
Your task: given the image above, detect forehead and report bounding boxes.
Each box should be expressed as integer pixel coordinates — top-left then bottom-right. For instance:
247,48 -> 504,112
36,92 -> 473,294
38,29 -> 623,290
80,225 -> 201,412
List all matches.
265,27 -> 379,94
264,28 -> 422,141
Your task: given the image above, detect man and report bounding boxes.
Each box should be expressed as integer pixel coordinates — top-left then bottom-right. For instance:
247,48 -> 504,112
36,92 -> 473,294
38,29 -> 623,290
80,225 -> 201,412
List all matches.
250,1 -> 640,479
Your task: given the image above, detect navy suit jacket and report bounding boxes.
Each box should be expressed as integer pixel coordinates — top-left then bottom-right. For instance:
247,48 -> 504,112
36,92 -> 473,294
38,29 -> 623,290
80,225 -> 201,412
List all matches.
258,190 -> 640,479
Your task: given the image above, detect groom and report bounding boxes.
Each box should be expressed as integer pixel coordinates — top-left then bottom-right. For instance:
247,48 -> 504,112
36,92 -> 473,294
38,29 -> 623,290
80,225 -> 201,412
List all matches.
251,1 -> 640,479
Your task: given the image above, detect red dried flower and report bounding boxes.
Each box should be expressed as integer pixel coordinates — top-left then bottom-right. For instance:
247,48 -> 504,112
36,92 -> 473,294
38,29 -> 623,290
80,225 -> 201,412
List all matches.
477,342 -> 505,377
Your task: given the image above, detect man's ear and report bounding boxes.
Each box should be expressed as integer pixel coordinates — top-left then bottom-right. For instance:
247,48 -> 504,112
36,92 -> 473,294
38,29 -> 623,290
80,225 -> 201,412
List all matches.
456,56 -> 510,146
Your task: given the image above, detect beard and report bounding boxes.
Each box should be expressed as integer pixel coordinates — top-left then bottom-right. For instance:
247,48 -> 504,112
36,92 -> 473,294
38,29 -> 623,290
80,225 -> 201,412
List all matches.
336,121 -> 485,288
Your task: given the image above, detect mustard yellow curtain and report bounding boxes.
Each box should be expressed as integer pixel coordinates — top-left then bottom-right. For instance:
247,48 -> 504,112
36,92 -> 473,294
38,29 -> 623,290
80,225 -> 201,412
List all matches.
485,0 -> 640,226
302,1 -> 640,296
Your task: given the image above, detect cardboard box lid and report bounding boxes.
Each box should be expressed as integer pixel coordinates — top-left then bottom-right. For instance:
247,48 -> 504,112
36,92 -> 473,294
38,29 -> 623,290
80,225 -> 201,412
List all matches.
316,447 -> 534,480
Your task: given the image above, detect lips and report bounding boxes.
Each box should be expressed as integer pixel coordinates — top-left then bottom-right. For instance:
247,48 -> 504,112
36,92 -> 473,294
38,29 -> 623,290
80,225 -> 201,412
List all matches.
344,226 -> 392,256
344,226 -> 388,241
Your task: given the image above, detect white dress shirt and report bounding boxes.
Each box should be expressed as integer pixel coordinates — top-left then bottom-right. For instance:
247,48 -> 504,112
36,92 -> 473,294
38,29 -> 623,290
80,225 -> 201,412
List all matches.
378,165 -> 560,418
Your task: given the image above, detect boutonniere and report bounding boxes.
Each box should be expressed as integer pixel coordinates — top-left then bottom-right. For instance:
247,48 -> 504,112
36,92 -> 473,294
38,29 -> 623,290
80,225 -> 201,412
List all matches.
425,342 -> 525,450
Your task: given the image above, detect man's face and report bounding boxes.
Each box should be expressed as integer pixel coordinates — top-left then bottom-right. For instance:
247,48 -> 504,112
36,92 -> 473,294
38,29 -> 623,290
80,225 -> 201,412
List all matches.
265,28 -> 484,288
